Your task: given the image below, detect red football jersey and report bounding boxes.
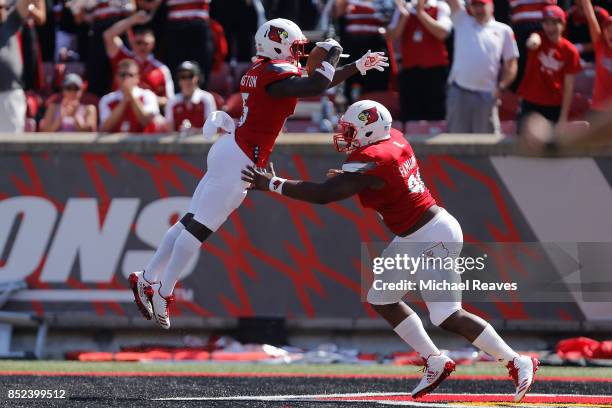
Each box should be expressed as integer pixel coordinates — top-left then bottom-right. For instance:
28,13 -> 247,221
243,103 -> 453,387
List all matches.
518,34 -> 581,106
343,129 -> 436,235
234,58 -> 301,166
592,38 -> 612,111
111,46 -> 174,98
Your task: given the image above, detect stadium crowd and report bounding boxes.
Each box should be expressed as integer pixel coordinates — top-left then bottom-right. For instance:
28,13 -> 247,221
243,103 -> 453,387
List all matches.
0,0 -> 610,134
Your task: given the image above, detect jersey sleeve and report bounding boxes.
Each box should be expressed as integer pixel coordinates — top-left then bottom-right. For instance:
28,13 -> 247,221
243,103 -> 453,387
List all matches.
165,96 -> 176,128
202,91 -> 217,124
98,94 -> 112,123
342,150 -> 379,175
437,2 -> 453,33
502,25 -> 520,61
160,64 -> 175,98
142,90 -> 160,115
261,62 -> 301,87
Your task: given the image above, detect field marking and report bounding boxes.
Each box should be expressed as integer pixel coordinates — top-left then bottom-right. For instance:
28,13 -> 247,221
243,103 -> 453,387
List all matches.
154,392 -> 612,407
8,289 -> 133,302
1,370 -> 612,383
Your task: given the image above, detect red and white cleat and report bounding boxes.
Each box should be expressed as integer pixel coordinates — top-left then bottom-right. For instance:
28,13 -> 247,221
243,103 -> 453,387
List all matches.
507,355 -> 539,402
411,354 -> 456,399
128,271 -> 153,320
145,282 -> 174,330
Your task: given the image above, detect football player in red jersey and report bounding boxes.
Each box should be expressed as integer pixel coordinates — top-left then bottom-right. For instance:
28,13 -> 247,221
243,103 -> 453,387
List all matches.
242,100 -> 539,402
128,18 -> 389,330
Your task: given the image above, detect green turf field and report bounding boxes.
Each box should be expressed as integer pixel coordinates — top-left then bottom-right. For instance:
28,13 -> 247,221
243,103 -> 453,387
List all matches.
0,360 -> 611,378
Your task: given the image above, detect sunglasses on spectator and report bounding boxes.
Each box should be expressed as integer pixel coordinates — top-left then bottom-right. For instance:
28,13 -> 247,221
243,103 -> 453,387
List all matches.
178,74 -> 195,80
135,40 -> 151,46
118,72 -> 137,78
63,85 -> 80,91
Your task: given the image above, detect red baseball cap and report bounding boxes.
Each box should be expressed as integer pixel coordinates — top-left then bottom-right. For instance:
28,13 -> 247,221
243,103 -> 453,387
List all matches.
542,5 -> 567,24
470,0 -> 493,4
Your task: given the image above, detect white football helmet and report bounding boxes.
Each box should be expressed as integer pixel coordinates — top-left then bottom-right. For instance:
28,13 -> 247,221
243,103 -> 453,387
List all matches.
254,18 -> 308,63
334,100 -> 392,152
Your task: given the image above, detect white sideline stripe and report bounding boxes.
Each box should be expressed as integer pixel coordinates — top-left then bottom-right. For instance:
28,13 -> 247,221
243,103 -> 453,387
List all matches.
155,392 -> 411,401
9,290 -> 133,302
154,392 -> 610,402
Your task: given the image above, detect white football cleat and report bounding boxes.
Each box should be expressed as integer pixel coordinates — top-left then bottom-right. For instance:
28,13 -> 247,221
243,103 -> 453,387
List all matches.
128,271 -> 153,320
411,354 -> 456,399
507,355 -> 539,402
146,282 -> 174,330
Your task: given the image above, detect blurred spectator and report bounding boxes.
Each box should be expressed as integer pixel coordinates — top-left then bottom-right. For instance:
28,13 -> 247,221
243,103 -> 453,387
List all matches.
99,58 -> 161,132
164,0 -> 214,87
264,0 -> 322,30
566,0 -> 610,62
210,0 -> 261,63
35,0 -> 53,61
82,0 -> 136,97
54,0 -> 85,61
446,0 -> 519,134
510,0 -> 557,91
135,0 -> 165,55
20,0 -> 46,91
335,0 -> 394,103
518,6 -> 581,124
165,61 -> 216,133
0,0 -> 40,132
104,11 -> 174,108
39,73 -> 97,131
387,0 -> 451,122
579,0 -> 612,115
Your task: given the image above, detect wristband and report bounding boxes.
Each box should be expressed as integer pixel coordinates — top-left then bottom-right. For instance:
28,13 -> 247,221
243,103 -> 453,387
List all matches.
315,61 -> 335,81
269,176 -> 287,194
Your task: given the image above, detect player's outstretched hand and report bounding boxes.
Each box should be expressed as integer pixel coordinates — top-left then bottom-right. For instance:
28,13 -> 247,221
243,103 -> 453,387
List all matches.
356,50 -> 389,75
241,163 -> 275,191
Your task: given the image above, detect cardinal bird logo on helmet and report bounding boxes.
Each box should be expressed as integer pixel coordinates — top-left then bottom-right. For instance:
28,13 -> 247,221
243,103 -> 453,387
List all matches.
357,107 -> 379,125
267,26 -> 289,44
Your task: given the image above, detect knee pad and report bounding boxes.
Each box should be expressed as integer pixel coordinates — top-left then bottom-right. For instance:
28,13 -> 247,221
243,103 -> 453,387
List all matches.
427,301 -> 462,326
179,212 -> 194,227
185,217 -> 212,242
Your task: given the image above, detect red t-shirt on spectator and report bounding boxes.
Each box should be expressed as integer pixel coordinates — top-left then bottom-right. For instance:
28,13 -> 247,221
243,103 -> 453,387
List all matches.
111,46 -> 174,98
518,33 -> 581,106
592,38 -> 612,111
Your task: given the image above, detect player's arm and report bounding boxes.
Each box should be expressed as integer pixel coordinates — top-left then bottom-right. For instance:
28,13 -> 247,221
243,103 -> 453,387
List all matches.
445,0 -> 463,15
99,99 -> 128,132
241,164 -> 384,205
266,41 -> 343,98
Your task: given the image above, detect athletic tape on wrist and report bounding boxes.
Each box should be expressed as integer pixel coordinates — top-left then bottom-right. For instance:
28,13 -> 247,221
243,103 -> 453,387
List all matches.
315,61 -> 335,81
269,176 -> 287,194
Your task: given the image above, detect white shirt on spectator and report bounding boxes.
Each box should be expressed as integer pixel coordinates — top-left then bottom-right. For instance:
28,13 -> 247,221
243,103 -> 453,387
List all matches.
448,7 -> 519,93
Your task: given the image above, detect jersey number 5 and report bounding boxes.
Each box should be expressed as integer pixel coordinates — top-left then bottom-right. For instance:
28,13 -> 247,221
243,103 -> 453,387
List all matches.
237,93 -> 249,127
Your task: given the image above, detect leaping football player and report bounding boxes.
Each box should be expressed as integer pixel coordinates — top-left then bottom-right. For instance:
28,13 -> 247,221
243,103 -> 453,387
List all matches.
128,18 -> 389,330
241,100 -> 539,401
